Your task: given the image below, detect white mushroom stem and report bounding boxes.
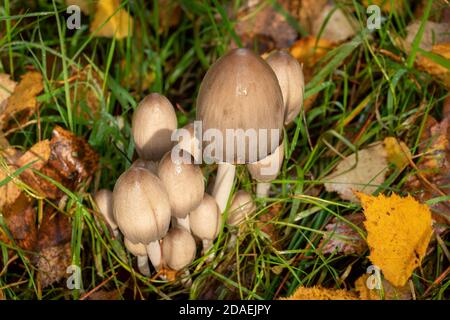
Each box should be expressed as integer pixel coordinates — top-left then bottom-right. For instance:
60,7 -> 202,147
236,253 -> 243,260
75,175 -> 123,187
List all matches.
256,182 -> 271,199
202,239 -> 213,255
146,240 -> 162,271
176,216 -> 190,232
136,256 -> 151,276
212,163 -> 236,213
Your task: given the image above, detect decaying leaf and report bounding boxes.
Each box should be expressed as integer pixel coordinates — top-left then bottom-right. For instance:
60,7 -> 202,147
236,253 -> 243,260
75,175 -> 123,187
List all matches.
404,21 -> 450,51
355,274 -> 412,300
0,73 -> 17,110
384,137 -> 412,169
415,44 -> 450,89
358,192 -> 433,287
310,4 -> 357,43
70,65 -> 103,119
324,143 -> 388,202
0,71 -> 43,131
85,287 -> 125,300
362,0 -> 404,12
233,0 -> 298,53
281,285 -> 358,300
90,0 -> 134,39
158,0 -> 182,33
320,213 -> 366,255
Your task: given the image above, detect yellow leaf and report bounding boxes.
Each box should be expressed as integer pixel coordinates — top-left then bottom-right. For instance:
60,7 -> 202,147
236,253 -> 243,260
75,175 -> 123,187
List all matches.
416,43 -> 450,89
384,137 -> 412,169
281,286 -> 358,300
355,274 -> 412,300
362,0 -> 404,12
90,0 -> 133,39
357,192 -> 433,287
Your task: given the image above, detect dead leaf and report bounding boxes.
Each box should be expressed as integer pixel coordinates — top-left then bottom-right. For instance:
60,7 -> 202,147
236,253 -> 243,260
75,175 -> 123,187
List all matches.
90,0 -> 134,39
355,274 -> 412,300
0,73 -> 17,111
70,66 -> 103,119
280,285 -> 358,300
384,137 -> 412,169
405,21 -> 450,51
85,287 -> 125,300
415,43 -> 450,89
158,0 -> 182,33
320,213 -> 366,255
362,0 -> 404,12
311,4 -> 357,43
324,143 -> 388,202
358,192 -> 433,287
0,71 -> 43,131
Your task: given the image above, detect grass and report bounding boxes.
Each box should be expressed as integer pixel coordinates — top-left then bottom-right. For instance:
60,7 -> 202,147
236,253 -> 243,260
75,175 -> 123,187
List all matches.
0,0 -> 449,300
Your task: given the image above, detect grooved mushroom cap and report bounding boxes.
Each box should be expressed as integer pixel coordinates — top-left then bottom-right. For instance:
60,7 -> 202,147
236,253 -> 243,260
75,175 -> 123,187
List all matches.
190,193 -> 221,240
247,140 -> 285,182
113,167 -> 171,244
124,238 -> 147,256
157,151 -> 205,219
162,227 -> 196,271
94,189 -> 117,230
196,48 -> 284,164
227,190 -> 256,226
131,158 -> 159,174
266,51 -> 305,125
132,93 -> 177,161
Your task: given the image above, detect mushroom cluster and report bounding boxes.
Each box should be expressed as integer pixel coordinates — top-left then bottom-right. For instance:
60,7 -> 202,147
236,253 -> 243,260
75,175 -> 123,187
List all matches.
93,48 -> 304,281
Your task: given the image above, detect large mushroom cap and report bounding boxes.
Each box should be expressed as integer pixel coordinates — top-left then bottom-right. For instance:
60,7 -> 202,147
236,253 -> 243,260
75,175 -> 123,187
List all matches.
227,190 -> 256,226
190,193 -> 221,240
158,151 -> 205,219
94,189 -> 117,230
132,93 -> 177,161
196,48 -> 284,164
162,227 -> 196,271
266,51 -> 304,125
113,167 -> 171,244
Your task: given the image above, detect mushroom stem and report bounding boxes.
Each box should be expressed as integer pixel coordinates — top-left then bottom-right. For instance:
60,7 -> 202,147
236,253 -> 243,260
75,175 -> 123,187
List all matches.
137,256 -> 151,276
256,182 -> 271,199
176,216 -> 190,232
212,163 -> 236,213
202,239 -> 213,254
146,240 -> 162,271
112,229 -> 120,238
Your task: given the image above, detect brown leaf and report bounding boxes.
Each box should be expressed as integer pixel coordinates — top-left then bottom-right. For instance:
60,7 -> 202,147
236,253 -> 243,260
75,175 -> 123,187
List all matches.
280,285 -> 358,300
85,288 -> 125,300
320,213 -> 366,255
405,21 -> 450,51
355,274 -> 412,300
0,73 -> 17,111
415,43 -> 450,89
310,4 -> 357,43
70,66 -> 103,119
0,71 -> 43,131
158,0 -> 182,32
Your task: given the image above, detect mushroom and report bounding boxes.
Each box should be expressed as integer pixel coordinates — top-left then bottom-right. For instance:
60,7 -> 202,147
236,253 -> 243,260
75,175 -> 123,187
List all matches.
247,140 -> 285,199
189,193 -> 221,254
113,167 -> 171,271
227,190 -> 256,248
131,158 -> 159,174
196,48 -> 284,213
265,50 -> 305,125
124,238 -> 150,276
132,93 -> 178,161
171,122 -> 202,164
94,189 -> 119,237
157,151 -> 204,232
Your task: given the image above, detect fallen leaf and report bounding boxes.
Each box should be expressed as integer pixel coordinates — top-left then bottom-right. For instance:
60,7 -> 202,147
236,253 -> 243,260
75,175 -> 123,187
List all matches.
0,73 -> 17,110
70,66 -> 103,119
324,143 -> 388,202
404,21 -> 450,51
310,4 -> 357,43
320,213 -> 366,255
85,287 -> 125,300
358,192 -> 433,287
414,0 -> 450,23
158,0 -> 182,33
355,274 -> 412,300
90,0 -> 134,39
281,285 -> 358,300
0,71 -> 43,131
415,43 -> 450,89
362,0 -> 404,12
384,137 -> 412,169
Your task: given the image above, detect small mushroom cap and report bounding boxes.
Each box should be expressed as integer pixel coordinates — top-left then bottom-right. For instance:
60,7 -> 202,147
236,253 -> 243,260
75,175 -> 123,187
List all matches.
94,189 -> 117,230
158,151 -> 205,219
132,93 -> 178,161
196,48 -> 284,164
131,158 -> 158,174
266,51 -> 304,125
190,193 -> 221,240
162,227 -> 196,271
227,190 -> 256,226
113,167 -> 171,244
124,238 -> 147,257
247,140 -> 284,182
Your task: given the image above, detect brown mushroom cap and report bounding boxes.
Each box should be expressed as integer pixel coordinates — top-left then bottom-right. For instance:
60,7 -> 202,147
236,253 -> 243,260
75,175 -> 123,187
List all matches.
131,158 -> 159,174
162,227 -> 196,271
266,51 -> 304,125
227,190 -> 256,226
189,193 -> 221,240
94,189 -> 117,230
247,140 -> 285,182
196,48 -> 284,164
157,151 -> 205,218
124,238 -> 147,256
174,122 -> 202,162
132,93 -> 177,161
113,167 -> 171,244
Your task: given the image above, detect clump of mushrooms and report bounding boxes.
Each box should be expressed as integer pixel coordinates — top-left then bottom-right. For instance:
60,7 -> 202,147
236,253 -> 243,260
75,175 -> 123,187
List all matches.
124,238 -> 151,276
